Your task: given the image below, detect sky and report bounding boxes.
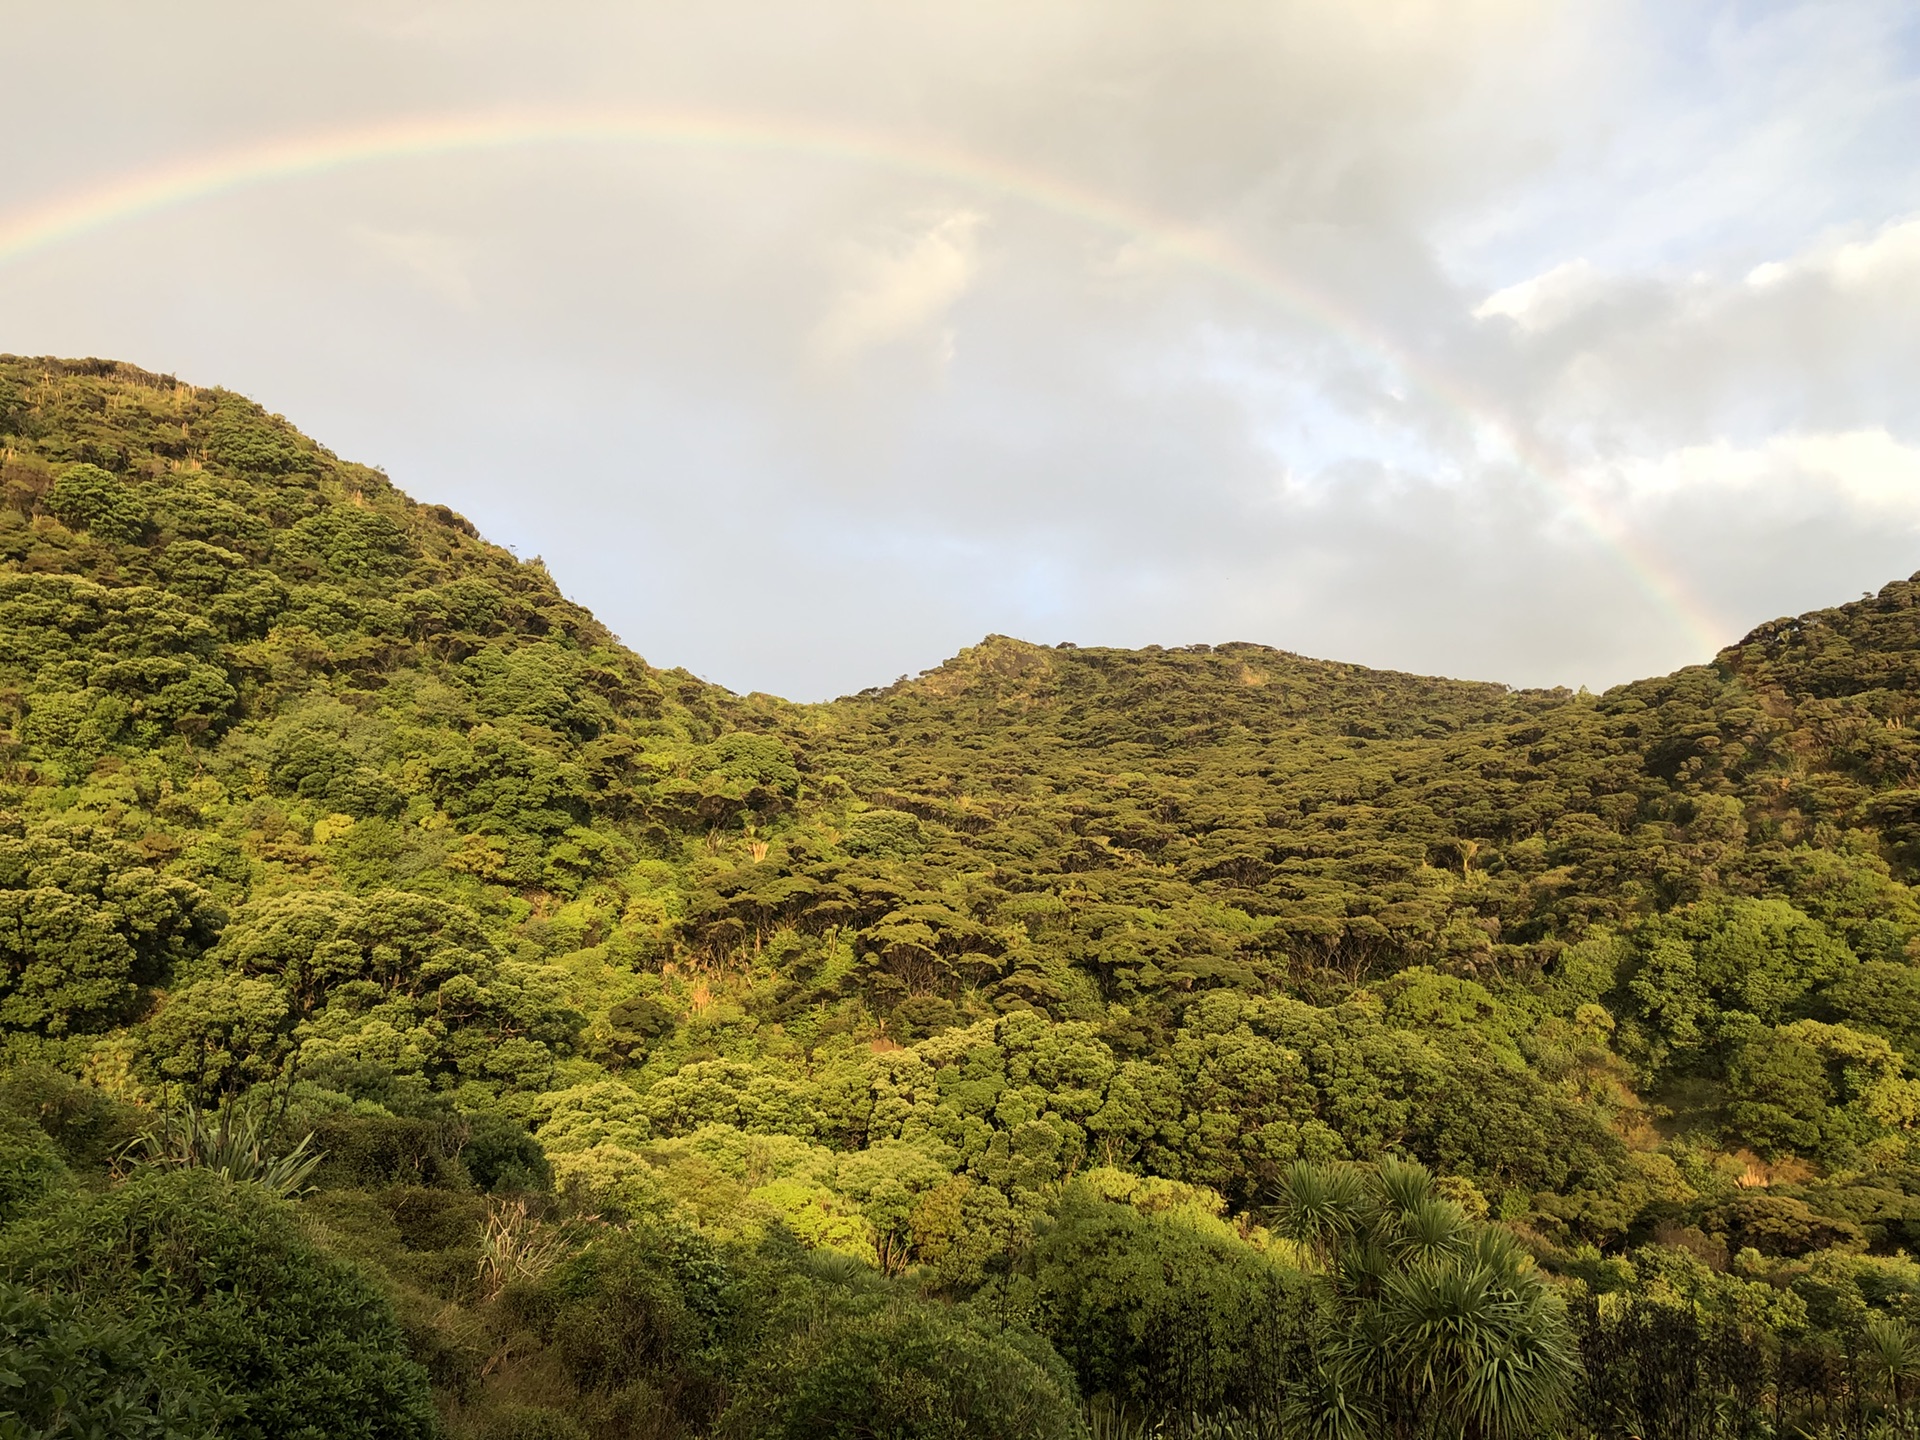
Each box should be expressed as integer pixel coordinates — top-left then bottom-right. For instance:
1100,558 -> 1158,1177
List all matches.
3,2 -> 1918,701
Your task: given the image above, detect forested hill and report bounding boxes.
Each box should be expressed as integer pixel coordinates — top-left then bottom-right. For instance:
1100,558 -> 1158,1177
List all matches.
10,353 -> 1920,1439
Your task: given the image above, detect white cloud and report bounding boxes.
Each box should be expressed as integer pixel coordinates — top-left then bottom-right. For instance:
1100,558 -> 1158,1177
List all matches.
810,210 -> 985,366
1473,258 -> 1600,331
1465,208 -> 1920,464
1600,430 -> 1920,520
1748,213 -> 1920,293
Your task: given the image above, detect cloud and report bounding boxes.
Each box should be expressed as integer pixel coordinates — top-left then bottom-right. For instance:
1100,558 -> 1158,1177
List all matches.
1559,429 -> 1920,646
1600,429 -> 1920,522
1747,213 -> 1920,294
1,1 -> 1916,700
810,209 -> 985,366
1455,208 -> 1920,466
1473,258 -> 1600,331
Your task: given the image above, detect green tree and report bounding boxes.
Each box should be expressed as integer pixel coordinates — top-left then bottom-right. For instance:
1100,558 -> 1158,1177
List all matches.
46,464 -> 145,543
1822,959 -> 1920,1058
137,975 -> 291,1099
1725,1032 -> 1830,1156
0,830 -> 220,1039
1033,1184 -> 1305,1420
727,1300 -> 1086,1440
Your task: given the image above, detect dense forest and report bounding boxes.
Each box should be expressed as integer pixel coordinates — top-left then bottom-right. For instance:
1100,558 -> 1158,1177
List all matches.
6,355 -> 1920,1438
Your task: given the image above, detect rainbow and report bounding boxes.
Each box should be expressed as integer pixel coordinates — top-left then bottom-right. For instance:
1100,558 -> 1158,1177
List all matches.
0,106 -> 1725,657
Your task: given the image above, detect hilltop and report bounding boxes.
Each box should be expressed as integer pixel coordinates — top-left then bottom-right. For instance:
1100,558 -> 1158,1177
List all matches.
6,354 -> 1920,1438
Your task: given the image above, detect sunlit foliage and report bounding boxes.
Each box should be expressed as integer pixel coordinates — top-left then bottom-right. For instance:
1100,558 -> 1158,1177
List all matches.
7,355 -> 1920,1435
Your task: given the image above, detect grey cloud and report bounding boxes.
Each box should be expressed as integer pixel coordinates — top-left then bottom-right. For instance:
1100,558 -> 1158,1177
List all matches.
1,2 -> 1916,699
1464,211 -> 1920,455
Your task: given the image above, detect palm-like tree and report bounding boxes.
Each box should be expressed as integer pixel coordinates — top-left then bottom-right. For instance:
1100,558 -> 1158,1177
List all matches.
1381,1231 -> 1578,1439
1274,1158 -> 1580,1440
1273,1159 -> 1365,1264
1863,1314 -> 1920,1435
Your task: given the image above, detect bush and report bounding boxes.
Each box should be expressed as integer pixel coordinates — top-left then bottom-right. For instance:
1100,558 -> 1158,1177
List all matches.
1033,1188 -> 1305,1419
515,1230 -> 721,1404
0,1168 -> 436,1440
0,1113 -> 70,1225
0,1063 -> 141,1170
461,1111 -> 552,1193
309,1112 -> 470,1190
0,1282 -> 220,1440
728,1301 -> 1086,1440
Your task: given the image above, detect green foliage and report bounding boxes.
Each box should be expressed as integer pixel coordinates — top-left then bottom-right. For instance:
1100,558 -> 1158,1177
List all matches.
0,576 -> 238,770
305,1111 -> 470,1189
461,1111 -> 552,1193
204,403 -> 316,478
127,1099 -> 324,1197
47,464 -> 146,543
0,1113 -> 69,1224
1824,959 -> 1920,1055
0,824 -> 221,1037
0,377 -> 24,437
1623,898 -> 1857,1072
0,1168 -> 436,1440
0,1064 -> 138,1170
725,1292 -> 1086,1440
509,1225 -> 724,1418
0,1282 -> 219,1440
10,355 -> 1920,1434
1274,1159 -> 1580,1440
1034,1185 -> 1305,1419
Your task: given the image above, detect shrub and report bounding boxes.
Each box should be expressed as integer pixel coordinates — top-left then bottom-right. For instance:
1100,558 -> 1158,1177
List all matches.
0,1113 -> 70,1225
728,1301 -> 1086,1440
462,1111 -> 552,1193
0,1168 -> 436,1440
1034,1187 -> 1308,1418
0,1281 -> 220,1440
0,1063 -> 141,1170
309,1112 -> 470,1190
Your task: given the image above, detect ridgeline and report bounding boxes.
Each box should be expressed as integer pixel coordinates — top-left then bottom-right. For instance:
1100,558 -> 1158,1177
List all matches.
5,355 -> 1920,1439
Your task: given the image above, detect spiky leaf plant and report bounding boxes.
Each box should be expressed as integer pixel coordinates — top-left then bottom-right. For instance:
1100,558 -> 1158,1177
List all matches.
125,1099 -> 322,1198
1274,1159 -> 1580,1440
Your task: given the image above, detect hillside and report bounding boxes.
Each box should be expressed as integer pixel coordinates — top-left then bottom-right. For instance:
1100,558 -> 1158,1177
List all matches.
6,355 -> 1920,1438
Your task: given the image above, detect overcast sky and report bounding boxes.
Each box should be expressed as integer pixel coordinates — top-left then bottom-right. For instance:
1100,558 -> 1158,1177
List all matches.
4,3 -> 1918,699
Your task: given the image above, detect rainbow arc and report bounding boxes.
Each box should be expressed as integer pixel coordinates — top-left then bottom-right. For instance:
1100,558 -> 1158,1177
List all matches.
0,105 -> 1725,656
